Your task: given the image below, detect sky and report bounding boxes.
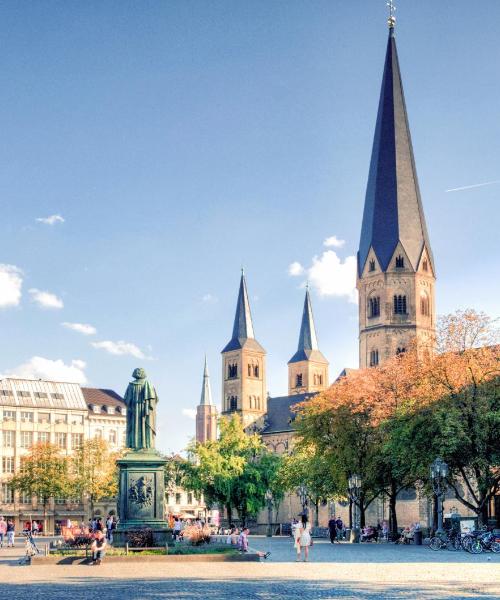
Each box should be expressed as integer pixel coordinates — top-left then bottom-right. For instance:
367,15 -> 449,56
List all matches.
0,1 -> 499,454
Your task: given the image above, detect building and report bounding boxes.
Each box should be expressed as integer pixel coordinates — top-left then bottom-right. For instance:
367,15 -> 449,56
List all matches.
195,17 -> 481,529
0,378 -> 125,533
195,358 -> 217,444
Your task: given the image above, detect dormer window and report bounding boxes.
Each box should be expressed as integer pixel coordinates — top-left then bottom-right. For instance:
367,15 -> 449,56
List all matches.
422,259 -> 428,272
395,255 -> 404,268
369,259 -> 376,272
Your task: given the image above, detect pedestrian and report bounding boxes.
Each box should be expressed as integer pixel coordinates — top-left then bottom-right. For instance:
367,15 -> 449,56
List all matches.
335,516 -> 344,541
296,514 -> 312,562
328,516 -> 337,544
0,517 -> 6,548
90,530 -> 107,565
6,519 -> 15,547
96,518 -> 104,532
173,517 -> 182,541
106,515 -> 113,540
238,527 -> 249,552
32,521 -> 39,537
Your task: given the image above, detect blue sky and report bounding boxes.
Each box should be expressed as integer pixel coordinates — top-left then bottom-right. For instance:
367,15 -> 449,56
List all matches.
0,1 -> 499,454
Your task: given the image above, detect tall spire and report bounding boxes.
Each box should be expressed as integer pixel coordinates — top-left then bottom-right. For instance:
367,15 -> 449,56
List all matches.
199,356 -> 213,406
357,20 -> 434,276
222,271 -> 264,353
288,288 -> 327,364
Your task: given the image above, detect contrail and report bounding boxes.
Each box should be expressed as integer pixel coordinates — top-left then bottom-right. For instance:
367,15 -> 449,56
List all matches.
446,180 -> 500,193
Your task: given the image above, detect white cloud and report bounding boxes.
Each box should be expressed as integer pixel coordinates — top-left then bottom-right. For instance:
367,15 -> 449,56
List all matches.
29,288 -> 64,309
0,264 -> 23,308
323,235 -> 345,248
62,322 -> 97,336
5,356 -> 87,384
308,251 -> 357,303
182,408 -> 197,420
36,214 -> 65,225
202,293 -> 218,303
91,340 -> 149,359
288,261 -> 305,277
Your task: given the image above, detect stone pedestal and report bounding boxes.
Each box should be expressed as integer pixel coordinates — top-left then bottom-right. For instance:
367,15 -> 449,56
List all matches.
114,450 -> 171,547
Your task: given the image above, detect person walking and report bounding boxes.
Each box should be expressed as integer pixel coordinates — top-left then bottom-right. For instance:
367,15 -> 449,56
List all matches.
6,519 -> 15,547
0,517 -> 6,548
296,514 -> 312,562
328,516 -> 337,544
335,516 -> 344,541
173,517 -> 182,541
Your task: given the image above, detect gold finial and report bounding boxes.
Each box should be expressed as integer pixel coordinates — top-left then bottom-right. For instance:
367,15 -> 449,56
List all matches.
387,0 -> 396,30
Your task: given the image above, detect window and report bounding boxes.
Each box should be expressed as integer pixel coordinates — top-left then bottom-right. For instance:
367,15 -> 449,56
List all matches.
2,457 -> 14,474
18,391 -> 31,399
55,432 -> 67,449
227,363 -> 238,379
3,410 -> 15,422
38,412 -> 50,424
38,432 -> 50,444
34,392 -> 48,399
20,491 -> 32,504
1,484 -> 13,504
0,390 -> 14,398
396,347 -> 406,355
21,411 -> 34,423
247,364 -> 252,376
229,396 -> 237,411
395,255 -> 404,268
55,413 -> 67,424
55,497 -> 66,505
187,492 -> 193,505
422,259 -> 428,272
369,349 -> 379,367
368,296 -> 380,318
95,430 -> 103,439
393,295 -> 407,315
175,493 -> 181,505
71,434 -> 84,450
165,494 -> 171,504
71,415 -> 84,425
254,365 -> 259,378
109,430 -> 117,445
369,259 -> 376,272
420,293 -> 430,316
51,393 -> 64,400
3,431 -> 15,448
21,431 -> 33,449
318,374 -> 323,386
295,374 -> 303,388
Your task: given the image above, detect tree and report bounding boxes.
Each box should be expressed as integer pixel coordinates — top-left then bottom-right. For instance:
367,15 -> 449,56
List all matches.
10,443 -> 71,533
70,438 -> 121,517
186,415 -> 282,525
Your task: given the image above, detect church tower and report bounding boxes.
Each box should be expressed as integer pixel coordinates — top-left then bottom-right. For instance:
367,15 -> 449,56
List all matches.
196,356 -> 218,444
221,271 -> 267,430
288,288 -> 329,395
357,16 -> 436,369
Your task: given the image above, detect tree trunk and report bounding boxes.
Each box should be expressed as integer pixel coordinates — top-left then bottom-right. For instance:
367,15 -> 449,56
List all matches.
313,499 -> 319,527
226,504 -> 233,527
479,502 -> 489,527
360,503 -> 366,528
348,498 -> 352,529
389,481 -> 398,540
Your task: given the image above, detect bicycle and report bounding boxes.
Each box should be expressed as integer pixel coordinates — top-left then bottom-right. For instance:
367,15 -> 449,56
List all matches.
429,532 -> 456,551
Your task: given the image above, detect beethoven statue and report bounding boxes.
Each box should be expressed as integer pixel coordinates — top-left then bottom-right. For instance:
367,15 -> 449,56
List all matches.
124,368 -> 158,450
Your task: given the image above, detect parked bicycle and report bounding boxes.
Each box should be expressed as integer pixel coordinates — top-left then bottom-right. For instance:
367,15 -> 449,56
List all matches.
462,529 -> 500,554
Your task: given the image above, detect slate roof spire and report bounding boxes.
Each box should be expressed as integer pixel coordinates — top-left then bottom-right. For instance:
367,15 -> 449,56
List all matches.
199,355 -> 213,406
222,270 -> 265,353
357,22 -> 434,276
288,287 -> 327,364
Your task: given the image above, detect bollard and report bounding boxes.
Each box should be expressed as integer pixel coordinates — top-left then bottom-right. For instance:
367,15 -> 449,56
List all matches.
125,542 -> 129,555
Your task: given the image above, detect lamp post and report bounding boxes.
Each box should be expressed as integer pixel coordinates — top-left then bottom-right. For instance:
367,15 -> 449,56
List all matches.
348,474 -> 362,543
430,457 -> 448,536
297,483 -> 308,515
265,489 -> 273,537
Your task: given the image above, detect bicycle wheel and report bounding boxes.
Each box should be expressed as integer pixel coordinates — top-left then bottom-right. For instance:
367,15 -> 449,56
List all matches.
490,541 -> 500,553
469,539 -> 483,554
452,536 -> 462,551
429,537 -> 442,551
462,535 -> 472,552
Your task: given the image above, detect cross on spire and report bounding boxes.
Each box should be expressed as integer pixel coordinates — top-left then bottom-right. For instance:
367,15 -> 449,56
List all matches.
387,0 -> 396,31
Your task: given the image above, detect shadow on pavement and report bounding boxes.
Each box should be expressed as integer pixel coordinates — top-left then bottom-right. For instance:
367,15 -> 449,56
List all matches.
2,577 -> 498,600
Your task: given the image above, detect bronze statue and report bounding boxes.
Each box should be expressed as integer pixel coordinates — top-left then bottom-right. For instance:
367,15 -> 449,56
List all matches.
123,368 -> 158,450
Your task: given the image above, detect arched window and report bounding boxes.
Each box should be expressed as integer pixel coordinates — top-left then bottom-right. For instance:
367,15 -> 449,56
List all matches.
369,259 -> 376,272
420,292 -> 430,316
229,396 -> 237,411
318,374 -> 323,385
395,255 -> 404,268
369,349 -> 379,367
228,363 -> 238,379
248,364 -> 252,376
422,259 -> 428,272
396,347 -> 406,355
254,365 -> 259,378
393,295 -> 407,315
368,296 -> 380,318
109,430 -> 117,445
295,374 -> 303,388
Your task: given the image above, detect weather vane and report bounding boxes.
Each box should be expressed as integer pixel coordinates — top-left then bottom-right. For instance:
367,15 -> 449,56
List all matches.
387,0 -> 396,30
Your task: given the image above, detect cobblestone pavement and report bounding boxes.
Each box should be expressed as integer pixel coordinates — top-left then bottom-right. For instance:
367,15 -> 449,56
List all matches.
0,537 -> 497,599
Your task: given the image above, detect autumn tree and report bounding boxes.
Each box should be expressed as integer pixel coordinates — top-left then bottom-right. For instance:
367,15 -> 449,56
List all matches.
70,438 -> 121,517
10,443 -> 71,533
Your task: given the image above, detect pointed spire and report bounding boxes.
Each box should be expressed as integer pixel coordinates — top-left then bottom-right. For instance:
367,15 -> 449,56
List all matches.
199,355 -> 213,406
357,23 -> 434,276
288,288 -> 327,364
222,271 -> 265,353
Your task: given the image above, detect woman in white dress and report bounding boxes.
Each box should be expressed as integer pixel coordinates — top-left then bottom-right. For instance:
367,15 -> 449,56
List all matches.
295,514 -> 312,561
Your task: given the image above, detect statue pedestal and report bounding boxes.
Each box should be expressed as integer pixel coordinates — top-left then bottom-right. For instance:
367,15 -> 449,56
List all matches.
114,450 -> 172,547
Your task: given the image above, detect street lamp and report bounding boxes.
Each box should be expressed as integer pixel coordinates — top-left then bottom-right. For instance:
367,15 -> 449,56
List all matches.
348,474 -> 362,543
296,483 -> 308,515
265,489 -> 273,537
430,457 -> 448,536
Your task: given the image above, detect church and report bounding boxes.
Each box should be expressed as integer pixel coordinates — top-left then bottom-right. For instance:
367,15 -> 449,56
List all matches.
195,16 -> 438,527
